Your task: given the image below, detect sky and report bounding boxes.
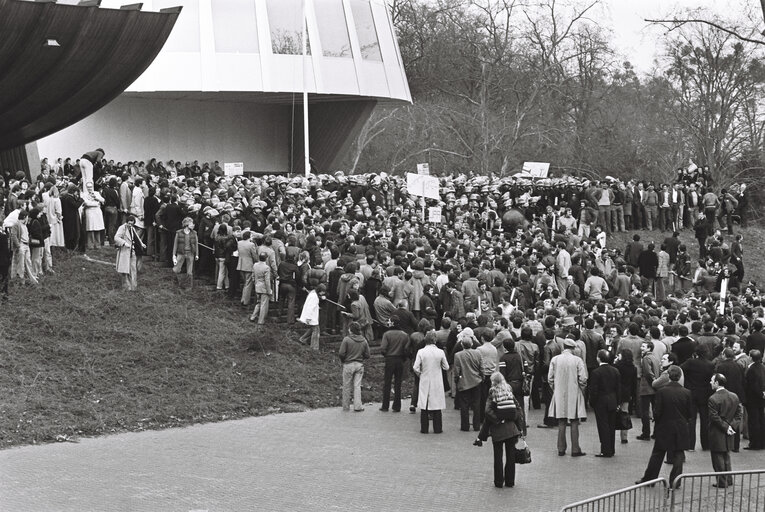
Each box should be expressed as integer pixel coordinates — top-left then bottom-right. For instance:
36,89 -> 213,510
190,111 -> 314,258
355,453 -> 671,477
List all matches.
599,0 -> 748,72
56,0 -> 749,74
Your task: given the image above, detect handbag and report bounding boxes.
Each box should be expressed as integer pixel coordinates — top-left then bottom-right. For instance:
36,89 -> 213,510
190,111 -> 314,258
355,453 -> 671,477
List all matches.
514,437 -> 532,464
616,410 -> 633,430
522,373 -> 532,397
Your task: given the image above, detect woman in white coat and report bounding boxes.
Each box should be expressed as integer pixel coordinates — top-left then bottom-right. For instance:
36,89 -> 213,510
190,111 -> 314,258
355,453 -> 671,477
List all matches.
413,331 -> 450,434
82,181 -> 105,250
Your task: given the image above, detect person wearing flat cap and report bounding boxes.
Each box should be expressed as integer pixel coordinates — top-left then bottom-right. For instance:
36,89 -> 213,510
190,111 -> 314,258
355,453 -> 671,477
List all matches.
548,337 -> 588,457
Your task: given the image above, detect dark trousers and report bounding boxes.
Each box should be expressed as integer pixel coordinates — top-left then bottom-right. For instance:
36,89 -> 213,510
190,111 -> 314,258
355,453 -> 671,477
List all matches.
420,409 -> 442,433
325,302 -> 338,333
746,404 -> 764,449
531,372 -> 542,409
381,356 -> 404,411
158,231 -> 170,264
457,385 -> 481,431
198,246 -> 214,278
104,206 -> 118,243
688,397 -> 711,450
704,207 -> 717,235
278,282 -> 297,324
411,376 -> 420,408
493,439 -> 517,487
594,406 -> 617,456
697,238 -> 707,260
479,375 -> 491,423
640,395 -> 655,436
643,446 -> 685,486
226,258 -> 240,298
732,258 -> 745,282
633,204 -> 645,229
0,262 -> 8,296
659,207 -> 672,231
711,451 -> 733,486
542,382 -> 557,426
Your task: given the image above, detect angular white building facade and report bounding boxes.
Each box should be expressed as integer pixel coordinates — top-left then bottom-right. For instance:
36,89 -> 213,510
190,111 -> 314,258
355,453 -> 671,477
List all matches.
37,0 -> 411,173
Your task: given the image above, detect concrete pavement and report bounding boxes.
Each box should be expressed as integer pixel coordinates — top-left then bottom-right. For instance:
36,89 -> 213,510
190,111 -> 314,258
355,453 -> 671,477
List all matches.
2,405 -> 764,512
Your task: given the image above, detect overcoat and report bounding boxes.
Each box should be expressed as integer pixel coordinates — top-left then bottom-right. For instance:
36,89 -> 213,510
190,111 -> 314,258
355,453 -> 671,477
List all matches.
548,350 -> 588,420
413,344 -> 449,410
708,388 -> 742,453
82,191 -> 105,231
113,223 -> 136,274
654,382 -> 693,452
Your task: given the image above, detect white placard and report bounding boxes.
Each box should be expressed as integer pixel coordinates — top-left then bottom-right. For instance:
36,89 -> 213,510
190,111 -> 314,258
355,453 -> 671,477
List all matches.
224,162 -> 244,176
522,161 -> 550,178
417,163 -> 430,175
719,277 -> 728,314
407,173 -> 439,200
428,206 -> 442,223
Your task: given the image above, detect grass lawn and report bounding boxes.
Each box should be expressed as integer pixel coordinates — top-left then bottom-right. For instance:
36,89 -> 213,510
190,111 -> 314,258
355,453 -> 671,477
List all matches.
0,248 -> 383,448
1,224 -> 761,449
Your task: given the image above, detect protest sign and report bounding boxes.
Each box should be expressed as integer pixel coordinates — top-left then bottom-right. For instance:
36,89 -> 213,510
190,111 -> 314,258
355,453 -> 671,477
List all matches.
224,162 -> 244,176
407,173 -> 439,200
522,162 -> 550,178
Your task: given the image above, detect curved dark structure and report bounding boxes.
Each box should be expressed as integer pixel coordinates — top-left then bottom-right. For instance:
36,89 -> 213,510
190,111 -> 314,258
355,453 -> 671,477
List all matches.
0,0 -> 180,152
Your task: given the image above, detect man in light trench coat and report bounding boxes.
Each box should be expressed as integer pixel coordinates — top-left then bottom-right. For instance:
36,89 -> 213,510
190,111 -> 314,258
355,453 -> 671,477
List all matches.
549,338 -> 588,457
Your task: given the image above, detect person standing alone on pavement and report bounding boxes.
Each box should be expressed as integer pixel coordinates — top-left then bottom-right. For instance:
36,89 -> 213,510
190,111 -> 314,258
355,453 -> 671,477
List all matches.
708,373 -> 743,488
454,333 -> 484,432
589,350 -> 621,457
548,338 -> 588,457
637,341 -> 660,441
413,331 -> 449,434
339,321 -> 370,412
379,316 -> 410,412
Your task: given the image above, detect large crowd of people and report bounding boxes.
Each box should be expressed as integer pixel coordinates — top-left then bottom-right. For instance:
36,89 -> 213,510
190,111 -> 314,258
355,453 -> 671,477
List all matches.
1,151 -> 763,490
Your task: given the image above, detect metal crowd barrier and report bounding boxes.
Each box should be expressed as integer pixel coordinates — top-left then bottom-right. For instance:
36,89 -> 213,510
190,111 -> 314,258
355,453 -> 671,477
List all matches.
560,470 -> 765,512
560,478 -> 668,512
669,470 -> 765,512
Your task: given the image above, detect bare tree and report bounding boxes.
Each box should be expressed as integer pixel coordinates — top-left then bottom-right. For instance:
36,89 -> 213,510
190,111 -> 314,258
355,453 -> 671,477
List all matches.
663,22 -> 765,185
645,0 -> 765,46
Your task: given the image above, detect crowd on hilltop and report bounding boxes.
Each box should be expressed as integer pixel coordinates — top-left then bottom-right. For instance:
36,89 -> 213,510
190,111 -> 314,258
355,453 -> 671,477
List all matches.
1,152 -> 764,488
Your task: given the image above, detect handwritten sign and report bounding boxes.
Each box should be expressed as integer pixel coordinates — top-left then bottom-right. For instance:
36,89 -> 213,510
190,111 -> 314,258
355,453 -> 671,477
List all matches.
417,163 -> 430,175
406,173 -> 439,200
522,161 -> 550,178
428,206 -> 442,223
224,162 -> 244,176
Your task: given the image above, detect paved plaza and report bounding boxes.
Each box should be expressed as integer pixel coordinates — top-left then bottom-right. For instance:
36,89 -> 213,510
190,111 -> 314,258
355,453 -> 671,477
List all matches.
2,404 -> 764,512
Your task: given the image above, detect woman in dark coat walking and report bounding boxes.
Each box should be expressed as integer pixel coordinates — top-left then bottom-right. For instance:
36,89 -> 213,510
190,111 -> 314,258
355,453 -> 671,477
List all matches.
615,349 -> 638,444
483,372 -> 525,488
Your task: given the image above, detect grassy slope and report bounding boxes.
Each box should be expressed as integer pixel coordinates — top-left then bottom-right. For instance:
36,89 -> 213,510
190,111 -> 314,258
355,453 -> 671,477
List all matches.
0,249 -> 383,448
1,225 -> 761,448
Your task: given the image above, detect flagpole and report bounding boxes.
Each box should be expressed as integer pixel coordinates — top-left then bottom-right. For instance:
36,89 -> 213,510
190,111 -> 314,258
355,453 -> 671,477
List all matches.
302,0 -> 311,178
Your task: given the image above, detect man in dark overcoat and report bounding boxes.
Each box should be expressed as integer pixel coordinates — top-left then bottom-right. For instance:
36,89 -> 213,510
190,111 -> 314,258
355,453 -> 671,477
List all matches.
589,349 -> 621,457
708,373 -> 743,488
637,366 -> 692,488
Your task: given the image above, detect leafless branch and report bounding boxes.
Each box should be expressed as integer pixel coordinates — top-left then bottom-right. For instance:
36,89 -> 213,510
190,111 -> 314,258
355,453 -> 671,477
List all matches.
645,18 -> 765,46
